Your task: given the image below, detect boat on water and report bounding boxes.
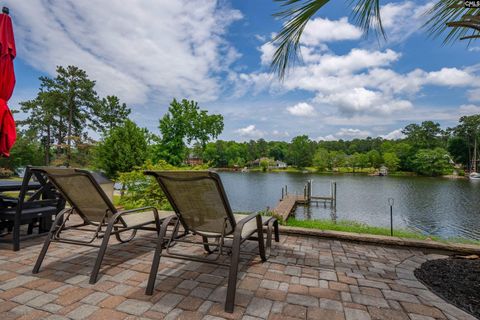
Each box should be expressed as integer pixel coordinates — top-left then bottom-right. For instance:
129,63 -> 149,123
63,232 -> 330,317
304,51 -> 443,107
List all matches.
469,135 -> 479,180
469,172 -> 480,180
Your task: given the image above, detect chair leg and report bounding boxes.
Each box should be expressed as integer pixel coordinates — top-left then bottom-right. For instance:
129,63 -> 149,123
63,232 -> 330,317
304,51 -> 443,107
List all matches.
225,231 -> 242,313
33,210 -> 68,274
146,216 -> 175,295
32,231 -> 53,274
13,220 -> 21,251
274,219 -> 280,242
89,221 -> 115,284
202,236 -> 214,254
256,215 -> 267,262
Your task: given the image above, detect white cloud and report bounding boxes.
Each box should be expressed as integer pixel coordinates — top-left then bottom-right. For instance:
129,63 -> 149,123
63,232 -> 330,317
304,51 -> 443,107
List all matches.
235,125 -> 265,139
336,128 -> 371,139
380,1 -> 433,43
317,134 -> 337,141
286,102 -> 316,117
382,129 -> 405,140
317,128 -> 371,141
259,42 -> 276,66
301,17 -> 362,46
319,87 -> 412,115
8,0 -> 242,105
425,68 -> 476,87
469,47 -> 480,52
459,104 -> 480,115
468,88 -> 480,102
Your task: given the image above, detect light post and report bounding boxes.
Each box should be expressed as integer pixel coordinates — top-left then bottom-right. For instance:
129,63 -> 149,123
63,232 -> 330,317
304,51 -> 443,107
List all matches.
388,198 -> 394,236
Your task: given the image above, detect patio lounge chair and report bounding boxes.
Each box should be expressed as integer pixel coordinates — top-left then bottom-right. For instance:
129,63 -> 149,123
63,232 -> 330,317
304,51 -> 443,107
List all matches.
31,167 -> 172,284
144,170 -> 279,313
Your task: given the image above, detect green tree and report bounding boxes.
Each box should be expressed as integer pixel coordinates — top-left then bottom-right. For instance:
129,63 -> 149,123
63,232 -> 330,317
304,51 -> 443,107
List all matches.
94,95 -> 131,133
260,158 -> 270,172
158,99 -> 223,165
268,141 -> 288,161
329,150 -> 346,169
46,66 -> 99,166
383,152 -> 400,172
402,121 -> 444,150
270,0 -> 474,79
412,148 -> 452,176
288,135 -> 314,168
453,115 -> 480,171
367,150 -> 382,169
18,91 -> 61,165
0,131 -> 44,170
313,148 -> 330,171
95,120 -> 148,179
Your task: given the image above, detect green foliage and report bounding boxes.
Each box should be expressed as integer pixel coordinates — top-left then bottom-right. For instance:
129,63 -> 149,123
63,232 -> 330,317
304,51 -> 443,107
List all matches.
313,148 -> 330,171
288,135 -> 315,168
383,152 -> 400,172
94,95 -> 131,133
366,150 -> 382,168
17,65 -> 133,167
0,131 -> 44,170
260,159 -> 270,172
412,148 -> 453,176
117,160 -> 208,210
117,160 -> 174,210
402,121 -> 444,150
287,218 -> 430,239
157,99 -> 224,165
95,120 -> 148,179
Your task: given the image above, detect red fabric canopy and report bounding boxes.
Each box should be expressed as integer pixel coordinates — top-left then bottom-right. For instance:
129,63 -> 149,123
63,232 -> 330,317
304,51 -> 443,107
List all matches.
0,12 -> 16,157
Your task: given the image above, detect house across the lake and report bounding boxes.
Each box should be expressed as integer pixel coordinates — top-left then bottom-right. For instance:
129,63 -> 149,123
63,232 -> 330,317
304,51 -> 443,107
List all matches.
249,158 -> 287,169
185,155 -> 203,166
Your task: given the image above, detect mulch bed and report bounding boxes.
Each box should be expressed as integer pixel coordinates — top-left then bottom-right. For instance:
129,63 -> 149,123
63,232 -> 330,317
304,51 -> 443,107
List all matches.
414,258 -> 480,319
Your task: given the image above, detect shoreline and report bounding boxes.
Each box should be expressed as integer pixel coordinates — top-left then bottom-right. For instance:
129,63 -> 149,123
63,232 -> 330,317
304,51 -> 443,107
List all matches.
212,167 -> 467,179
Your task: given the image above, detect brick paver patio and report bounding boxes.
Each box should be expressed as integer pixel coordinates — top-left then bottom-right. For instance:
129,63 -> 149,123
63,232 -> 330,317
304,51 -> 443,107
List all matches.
0,226 -> 476,320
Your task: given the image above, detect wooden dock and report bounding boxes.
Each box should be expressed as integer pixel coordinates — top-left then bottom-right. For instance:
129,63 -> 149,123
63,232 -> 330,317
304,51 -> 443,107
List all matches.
272,180 -> 337,221
272,194 -> 307,221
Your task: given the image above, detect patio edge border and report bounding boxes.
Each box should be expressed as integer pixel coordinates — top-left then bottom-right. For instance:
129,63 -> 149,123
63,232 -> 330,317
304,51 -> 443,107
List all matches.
279,226 -> 480,254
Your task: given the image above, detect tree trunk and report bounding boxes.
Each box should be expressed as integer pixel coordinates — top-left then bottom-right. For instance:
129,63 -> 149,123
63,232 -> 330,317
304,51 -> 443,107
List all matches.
45,126 -> 51,165
67,97 -> 74,167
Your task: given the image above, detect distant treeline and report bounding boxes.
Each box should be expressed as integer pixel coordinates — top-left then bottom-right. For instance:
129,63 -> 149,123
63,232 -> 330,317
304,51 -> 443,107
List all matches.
201,118 -> 480,176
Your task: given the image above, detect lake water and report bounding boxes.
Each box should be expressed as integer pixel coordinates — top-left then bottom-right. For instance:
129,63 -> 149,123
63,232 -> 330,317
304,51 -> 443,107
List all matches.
217,172 -> 480,240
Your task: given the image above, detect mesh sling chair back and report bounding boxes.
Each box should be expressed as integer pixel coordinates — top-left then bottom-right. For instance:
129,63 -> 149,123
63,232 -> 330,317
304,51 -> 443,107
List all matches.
144,171 -> 278,313
30,167 -> 172,284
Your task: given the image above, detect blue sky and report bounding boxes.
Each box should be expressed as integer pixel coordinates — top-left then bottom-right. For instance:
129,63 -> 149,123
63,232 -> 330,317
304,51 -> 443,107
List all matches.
5,0 -> 480,141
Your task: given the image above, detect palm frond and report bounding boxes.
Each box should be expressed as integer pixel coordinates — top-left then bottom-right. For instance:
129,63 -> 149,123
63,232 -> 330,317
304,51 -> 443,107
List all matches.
424,0 -> 480,44
349,0 -> 385,39
271,0 -> 330,80
270,0 -> 385,80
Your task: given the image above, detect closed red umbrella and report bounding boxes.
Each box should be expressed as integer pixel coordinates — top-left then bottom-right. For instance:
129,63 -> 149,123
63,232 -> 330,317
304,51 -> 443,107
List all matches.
0,7 -> 16,157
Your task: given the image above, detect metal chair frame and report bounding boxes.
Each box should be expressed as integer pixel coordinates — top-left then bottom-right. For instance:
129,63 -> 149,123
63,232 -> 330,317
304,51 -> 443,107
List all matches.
30,168 -> 162,284
144,171 -> 276,313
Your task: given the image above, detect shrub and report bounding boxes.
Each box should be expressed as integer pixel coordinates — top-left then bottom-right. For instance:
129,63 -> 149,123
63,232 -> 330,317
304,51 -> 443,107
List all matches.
0,168 -> 14,178
117,160 -> 208,210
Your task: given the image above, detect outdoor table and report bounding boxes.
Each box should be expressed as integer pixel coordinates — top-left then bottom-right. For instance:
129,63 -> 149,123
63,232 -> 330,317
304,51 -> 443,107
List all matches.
0,180 -> 40,192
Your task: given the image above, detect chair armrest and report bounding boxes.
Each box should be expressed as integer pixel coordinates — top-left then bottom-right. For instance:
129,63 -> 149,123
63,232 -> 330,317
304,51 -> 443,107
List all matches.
111,206 -> 160,225
116,206 -> 159,216
233,212 -> 262,240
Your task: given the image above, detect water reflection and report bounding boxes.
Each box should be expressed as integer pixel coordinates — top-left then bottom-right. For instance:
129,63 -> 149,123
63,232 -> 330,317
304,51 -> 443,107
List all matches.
218,172 -> 480,240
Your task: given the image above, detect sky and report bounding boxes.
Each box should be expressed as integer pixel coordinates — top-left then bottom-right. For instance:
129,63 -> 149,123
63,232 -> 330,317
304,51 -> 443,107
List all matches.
4,0 -> 480,142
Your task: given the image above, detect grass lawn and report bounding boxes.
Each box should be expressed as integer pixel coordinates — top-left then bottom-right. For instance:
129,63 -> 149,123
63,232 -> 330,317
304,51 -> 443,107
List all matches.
286,218 -> 480,245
